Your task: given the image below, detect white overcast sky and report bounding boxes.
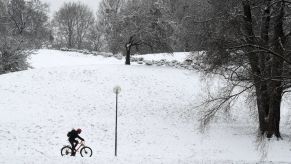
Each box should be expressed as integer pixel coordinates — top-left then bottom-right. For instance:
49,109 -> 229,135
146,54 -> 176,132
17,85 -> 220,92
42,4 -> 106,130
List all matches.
40,0 -> 101,17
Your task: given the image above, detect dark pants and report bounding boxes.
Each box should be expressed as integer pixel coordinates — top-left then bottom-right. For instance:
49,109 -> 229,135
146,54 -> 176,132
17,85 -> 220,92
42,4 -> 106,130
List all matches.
69,138 -> 79,152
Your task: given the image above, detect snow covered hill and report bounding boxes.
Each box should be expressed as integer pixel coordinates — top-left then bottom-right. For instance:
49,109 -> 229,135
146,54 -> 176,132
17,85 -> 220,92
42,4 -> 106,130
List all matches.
0,49 -> 291,164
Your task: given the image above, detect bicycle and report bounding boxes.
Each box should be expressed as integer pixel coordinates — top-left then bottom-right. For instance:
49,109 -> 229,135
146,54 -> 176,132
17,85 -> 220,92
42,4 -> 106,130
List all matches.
61,140 -> 93,157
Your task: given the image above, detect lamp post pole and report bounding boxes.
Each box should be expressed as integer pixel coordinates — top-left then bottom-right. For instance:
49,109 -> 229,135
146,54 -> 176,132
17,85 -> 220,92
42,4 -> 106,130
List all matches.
113,86 -> 121,157
115,92 -> 118,156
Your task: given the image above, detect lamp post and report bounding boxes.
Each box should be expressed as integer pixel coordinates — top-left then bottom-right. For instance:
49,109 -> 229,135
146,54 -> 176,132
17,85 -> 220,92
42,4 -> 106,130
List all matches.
113,86 -> 121,156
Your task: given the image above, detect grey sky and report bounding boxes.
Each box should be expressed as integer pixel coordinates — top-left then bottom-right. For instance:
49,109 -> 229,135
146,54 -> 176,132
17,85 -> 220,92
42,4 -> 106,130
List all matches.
41,0 -> 101,17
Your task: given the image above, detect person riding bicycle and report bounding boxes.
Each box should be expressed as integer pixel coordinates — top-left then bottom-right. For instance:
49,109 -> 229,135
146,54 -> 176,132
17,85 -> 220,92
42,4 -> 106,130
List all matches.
67,128 -> 84,156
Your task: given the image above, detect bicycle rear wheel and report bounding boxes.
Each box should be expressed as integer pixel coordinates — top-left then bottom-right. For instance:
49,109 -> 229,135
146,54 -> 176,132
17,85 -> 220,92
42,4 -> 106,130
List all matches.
61,146 -> 73,156
80,146 -> 93,157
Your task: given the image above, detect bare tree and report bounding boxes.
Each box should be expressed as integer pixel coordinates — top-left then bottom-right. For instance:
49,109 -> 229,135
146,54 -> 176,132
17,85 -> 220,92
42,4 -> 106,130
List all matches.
0,0 -> 49,74
54,2 -> 78,48
75,3 -> 94,49
88,20 -> 103,51
195,0 -> 291,139
53,2 -> 95,50
97,0 -> 124,54
100,0 -> 174,64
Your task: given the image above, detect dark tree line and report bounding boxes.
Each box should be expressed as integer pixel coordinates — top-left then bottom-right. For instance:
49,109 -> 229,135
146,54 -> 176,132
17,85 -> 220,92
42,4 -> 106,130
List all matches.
50,0 -> 209,64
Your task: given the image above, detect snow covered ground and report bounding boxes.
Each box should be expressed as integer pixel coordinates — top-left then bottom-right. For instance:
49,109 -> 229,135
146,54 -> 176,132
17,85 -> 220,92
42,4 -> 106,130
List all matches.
0,49 -> 291,163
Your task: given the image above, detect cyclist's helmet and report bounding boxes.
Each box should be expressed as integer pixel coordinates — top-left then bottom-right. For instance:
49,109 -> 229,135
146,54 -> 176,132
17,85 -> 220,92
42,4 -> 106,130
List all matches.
76,128 -> 82,134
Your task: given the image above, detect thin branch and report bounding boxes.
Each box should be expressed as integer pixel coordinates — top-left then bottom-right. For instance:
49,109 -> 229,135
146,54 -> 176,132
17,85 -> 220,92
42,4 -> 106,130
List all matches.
229,44 -> 291,65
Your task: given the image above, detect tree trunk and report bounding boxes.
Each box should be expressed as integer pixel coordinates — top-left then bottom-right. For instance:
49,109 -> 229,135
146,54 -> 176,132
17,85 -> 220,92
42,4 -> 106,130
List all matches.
68,25 -> 73,48
242,0 -> 269,133
125,43 -> 131,65
266,1 -> 285,138
255,86 -> 269,134
241,0 -> 285,137
257,0 -> 272,134
77,36 -> 82,49
267,85 -> 282,138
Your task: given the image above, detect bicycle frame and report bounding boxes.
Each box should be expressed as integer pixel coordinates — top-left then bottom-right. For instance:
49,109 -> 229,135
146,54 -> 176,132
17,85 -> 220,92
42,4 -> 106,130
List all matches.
74,141 -> 85,152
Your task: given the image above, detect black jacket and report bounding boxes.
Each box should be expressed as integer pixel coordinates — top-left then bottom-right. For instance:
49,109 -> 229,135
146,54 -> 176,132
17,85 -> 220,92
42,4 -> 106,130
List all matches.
68,130 -> 84,141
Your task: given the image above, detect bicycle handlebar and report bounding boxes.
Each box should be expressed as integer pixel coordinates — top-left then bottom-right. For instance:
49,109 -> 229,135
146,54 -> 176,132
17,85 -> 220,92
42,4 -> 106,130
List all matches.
79,140 -> 85,145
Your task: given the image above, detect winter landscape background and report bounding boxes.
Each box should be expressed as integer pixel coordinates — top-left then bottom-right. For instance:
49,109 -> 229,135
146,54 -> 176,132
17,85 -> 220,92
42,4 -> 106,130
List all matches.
1,0 -> 291,163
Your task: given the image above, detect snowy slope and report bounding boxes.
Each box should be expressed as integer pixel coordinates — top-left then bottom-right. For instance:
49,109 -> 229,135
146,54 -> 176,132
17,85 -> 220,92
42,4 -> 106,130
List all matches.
0,49 -> 290,164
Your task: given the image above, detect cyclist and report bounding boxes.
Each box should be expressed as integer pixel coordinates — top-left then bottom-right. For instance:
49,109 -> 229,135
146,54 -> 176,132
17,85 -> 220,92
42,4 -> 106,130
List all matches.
67,128 -> 85,156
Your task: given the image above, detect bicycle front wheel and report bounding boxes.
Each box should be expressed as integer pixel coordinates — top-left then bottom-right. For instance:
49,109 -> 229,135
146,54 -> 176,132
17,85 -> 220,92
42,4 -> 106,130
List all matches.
61,146 -> 73,156
80,146 -> 93,157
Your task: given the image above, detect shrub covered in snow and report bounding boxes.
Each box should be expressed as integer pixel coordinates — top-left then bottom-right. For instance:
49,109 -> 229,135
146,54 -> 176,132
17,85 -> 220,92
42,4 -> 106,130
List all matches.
144,60 -> 153,65
0,49 -> 31,74
60,47 -> 69,51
